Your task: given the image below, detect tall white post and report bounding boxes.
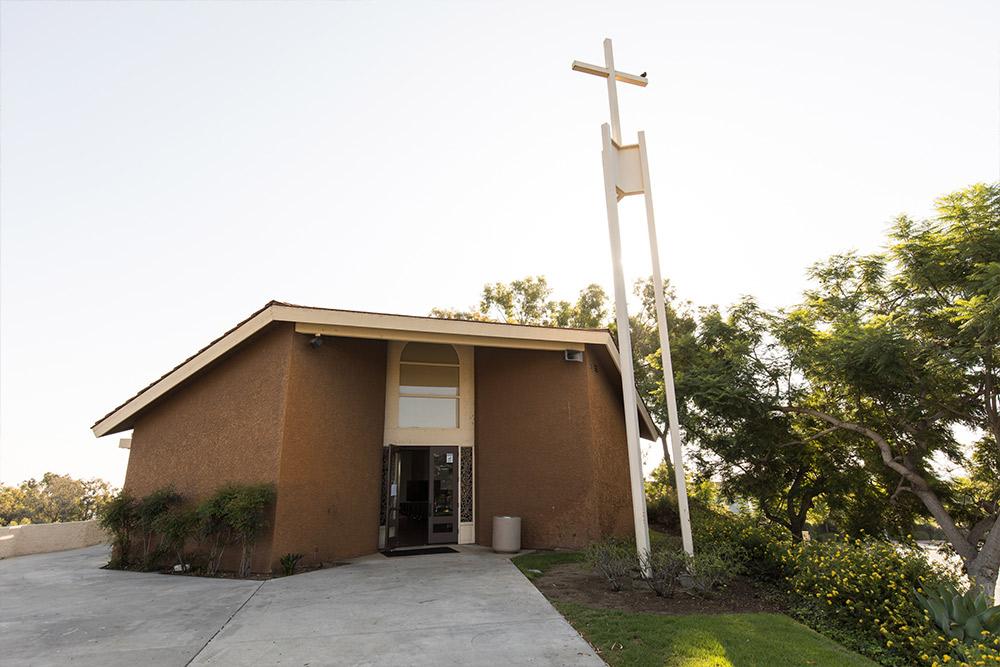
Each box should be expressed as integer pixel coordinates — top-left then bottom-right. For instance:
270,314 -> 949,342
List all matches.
638,132 -> 694,555
574,38 -> 692,568
602,39 -> 623,144
601,123 -> 652,574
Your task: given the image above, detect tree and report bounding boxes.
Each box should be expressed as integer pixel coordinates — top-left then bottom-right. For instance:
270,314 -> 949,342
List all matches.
670,296 -> 882,540
773,183 -> 999,597
431,276 -> 610,328
0,473 -> 116,525
630,278 -> 698,435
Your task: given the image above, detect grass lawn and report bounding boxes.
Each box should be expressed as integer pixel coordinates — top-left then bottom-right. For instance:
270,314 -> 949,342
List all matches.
556,602 -> 876,667
513,551 -> 874,666
511,550 -> 584,580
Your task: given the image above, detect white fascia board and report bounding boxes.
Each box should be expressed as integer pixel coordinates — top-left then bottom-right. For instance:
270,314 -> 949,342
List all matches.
93,303 -> 659,441
92,304 -> 610,439
274,305 -> 607,347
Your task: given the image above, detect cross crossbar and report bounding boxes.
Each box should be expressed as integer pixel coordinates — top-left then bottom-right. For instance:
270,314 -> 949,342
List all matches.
571,61 -> 648,87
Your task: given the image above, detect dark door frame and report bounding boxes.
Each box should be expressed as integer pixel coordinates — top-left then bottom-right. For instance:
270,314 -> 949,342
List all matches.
384,445 -> 400,551
383,445 -> 459,549
427,446 -> 458,544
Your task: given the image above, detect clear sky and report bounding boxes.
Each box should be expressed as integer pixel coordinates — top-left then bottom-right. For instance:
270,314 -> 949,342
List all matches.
1,0 -> 998,487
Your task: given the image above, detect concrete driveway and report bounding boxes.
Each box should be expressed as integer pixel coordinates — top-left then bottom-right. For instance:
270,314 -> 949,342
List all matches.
0,545 -> 602,666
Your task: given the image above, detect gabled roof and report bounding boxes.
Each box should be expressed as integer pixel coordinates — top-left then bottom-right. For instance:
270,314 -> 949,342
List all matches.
92,301 -> 661,440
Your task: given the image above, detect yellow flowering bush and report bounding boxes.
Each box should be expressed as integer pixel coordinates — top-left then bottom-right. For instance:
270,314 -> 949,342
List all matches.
784,536 -> 1000,666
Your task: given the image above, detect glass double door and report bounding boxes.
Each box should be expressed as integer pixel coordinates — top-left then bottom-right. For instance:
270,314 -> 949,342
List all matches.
385,446 -> 457,549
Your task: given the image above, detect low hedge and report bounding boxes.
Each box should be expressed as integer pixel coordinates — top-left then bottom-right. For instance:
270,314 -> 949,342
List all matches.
783,536 -> 1000,666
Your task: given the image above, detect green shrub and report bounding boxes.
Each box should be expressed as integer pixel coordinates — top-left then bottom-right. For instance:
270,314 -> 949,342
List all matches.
585,538 -> 637,591
641,548 -> 687,597
691,505 -> 790,582
647,471 -> 790,583
134,487 -> 182,570
686,542 -> 739,596
220,483 -> 276,578
98,491 -> 137,569
647,479 -> 1000,665
644,464 -> 690,532
154,507 -> 198,570
196,488 -> 236,575
781,535 -> 999,666
280,552 -> 304,576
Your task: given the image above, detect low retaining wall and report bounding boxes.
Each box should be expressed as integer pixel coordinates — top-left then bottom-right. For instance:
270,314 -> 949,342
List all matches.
0,519 -> 108,559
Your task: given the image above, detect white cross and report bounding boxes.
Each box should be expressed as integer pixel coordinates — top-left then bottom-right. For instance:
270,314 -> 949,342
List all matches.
572,38 -> 648,144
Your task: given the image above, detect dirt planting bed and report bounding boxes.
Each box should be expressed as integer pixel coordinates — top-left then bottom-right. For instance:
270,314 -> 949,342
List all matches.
535,562 -> 784,615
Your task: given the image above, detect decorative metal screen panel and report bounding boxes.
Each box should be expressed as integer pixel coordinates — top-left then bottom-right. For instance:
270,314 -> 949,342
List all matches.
379,446 -> 389,526
460,446 -> 473,523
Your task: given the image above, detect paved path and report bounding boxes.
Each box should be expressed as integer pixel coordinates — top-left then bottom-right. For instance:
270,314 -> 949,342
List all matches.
0,545 -> 602,666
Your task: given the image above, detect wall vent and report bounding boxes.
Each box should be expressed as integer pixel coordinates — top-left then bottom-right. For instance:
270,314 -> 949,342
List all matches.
564,350 -> 584,362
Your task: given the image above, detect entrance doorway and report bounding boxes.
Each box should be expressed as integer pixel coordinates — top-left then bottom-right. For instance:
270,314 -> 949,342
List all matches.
384,446 -> 458,549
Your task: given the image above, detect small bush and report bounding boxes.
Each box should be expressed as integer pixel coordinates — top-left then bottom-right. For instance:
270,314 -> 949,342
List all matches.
155,507 -> 198,570
691,505 -> 789,582
134,487 -> 182,570
585,538 -> 637,592
220,483 -> 276,578
646,469 -> 790,583
98,491 -> 137,569
641,548 -> 687,597
685,543 -> 738,596
196,489 -> 235,575
280,552 -> 304,576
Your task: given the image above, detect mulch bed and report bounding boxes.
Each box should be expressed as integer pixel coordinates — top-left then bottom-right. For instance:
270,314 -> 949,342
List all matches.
535,562 -> 784,615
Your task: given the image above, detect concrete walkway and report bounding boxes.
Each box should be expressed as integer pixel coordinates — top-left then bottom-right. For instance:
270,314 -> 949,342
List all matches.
0,545 -> 603,666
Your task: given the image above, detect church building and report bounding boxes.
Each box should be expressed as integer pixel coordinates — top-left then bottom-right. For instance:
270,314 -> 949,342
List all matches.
92,301 -> 657,572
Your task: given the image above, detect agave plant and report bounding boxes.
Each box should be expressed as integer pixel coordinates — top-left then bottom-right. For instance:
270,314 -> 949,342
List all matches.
914,582 -> 1000,644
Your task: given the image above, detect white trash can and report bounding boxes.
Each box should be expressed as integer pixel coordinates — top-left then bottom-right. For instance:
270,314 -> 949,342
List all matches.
492,516 -> 522,553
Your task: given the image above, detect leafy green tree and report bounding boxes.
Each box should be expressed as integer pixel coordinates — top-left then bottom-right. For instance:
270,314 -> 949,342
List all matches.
431,276 -> 610,328
772,183 -> 999,597
669,296 -> 881,540
426,186 -> 1000,599
627,278 -> 697,433
0,473 -> 115,525
0,485 -> 30,525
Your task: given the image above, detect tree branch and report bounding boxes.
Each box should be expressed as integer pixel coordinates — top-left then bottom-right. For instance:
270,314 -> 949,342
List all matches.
778,405 -> 979,562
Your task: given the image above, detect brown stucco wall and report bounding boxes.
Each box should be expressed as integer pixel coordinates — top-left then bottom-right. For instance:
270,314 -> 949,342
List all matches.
585,344 -> 638,538
474,346 -> 635,549
124,322 -> 295,573
124,325 -> 633,570
270,336 -> 387,568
